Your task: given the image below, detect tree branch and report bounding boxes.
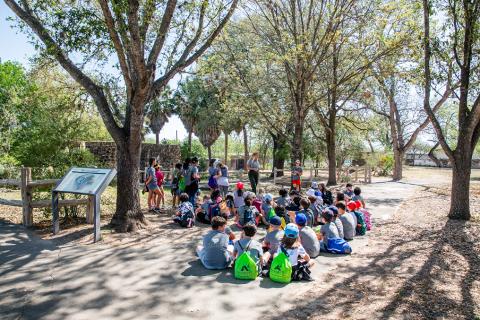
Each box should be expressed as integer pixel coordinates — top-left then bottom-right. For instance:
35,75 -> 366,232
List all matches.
4,0 -> 124,141
146,0 -> 177,66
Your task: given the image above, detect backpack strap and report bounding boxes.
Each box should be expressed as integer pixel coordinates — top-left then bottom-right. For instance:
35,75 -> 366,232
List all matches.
238,240 -> 251,253
279,245 -> 289,257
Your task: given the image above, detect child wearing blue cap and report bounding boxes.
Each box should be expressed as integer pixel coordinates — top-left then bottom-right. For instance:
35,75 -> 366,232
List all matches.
319,209 -> 340,252
263,216 -> 285,255
295,213 -> 320,258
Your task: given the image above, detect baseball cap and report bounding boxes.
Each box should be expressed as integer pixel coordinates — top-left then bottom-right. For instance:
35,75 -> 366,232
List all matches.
311,181 -> 318,189
236,182 -> 244,190
347,201 -> 357,211
269,216 -> 282,226
263,193 -> 273,202
295,213 -> 307,226
284,223 -> 299,238
355,200 -> 362,209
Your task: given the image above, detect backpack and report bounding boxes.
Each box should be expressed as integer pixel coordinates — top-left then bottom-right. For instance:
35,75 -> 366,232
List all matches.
270,246 -> 292,283
234,241 -> 258,280
209,202 -> 221,220
208,175 -> 218,189
266,207 -> 276,220
326,238 -> 352,254
359,208 -> 372,231
354,211 -> 367,235
322,190 -> 333,205
178,176 -> 186,192
243,206 -> 256,225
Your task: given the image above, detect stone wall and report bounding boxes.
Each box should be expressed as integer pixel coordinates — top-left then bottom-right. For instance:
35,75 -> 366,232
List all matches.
83,141 -> 181,169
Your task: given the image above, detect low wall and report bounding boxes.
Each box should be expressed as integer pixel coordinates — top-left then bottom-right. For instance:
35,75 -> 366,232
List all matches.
83,141 -> 181,169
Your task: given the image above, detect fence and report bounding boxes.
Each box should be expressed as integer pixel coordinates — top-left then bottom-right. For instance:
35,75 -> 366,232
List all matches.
0,167 -> 90,227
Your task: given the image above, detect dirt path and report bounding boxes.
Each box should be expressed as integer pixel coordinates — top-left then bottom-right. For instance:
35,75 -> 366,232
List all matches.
0,181 -> 423,320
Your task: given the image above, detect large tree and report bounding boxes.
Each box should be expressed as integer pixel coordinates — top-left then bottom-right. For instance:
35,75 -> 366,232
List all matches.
4,0 -> 238,231
422,0 -> 480,220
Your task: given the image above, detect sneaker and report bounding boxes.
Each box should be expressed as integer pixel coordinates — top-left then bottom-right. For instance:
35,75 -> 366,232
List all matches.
153,207 -> 161,213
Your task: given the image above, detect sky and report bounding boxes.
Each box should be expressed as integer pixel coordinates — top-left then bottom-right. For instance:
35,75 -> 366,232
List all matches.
0,2 -> 188,141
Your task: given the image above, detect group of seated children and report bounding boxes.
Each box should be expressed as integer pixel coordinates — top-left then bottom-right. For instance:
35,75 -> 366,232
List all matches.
192,181 -> 371,282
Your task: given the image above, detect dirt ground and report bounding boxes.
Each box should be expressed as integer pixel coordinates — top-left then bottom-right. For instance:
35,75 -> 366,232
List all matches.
1,166 -> 479,319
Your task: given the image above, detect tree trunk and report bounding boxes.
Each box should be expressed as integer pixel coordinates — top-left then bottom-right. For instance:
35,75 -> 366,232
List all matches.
325,108 -> 337,186
291,117 -> 304,164
155,132 -> 159,145
271,134 -> 286,177
207,145 -> 212,162
428,142 -> 442,167
224,132 -> 229,164
187,130 -> 193,157
392,148 -> 404,181
110,140 -> 145,232
243,125 -> 249,170
449,150 -> 472,220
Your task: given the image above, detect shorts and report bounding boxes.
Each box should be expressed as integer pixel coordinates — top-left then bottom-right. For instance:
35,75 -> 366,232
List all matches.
292,179 -> 301,187
148,183 -> 159,191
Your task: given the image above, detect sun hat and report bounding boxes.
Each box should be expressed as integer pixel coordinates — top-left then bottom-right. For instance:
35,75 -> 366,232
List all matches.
311,181 -> 318,189
269,216 -> 282,226
295,213 -> 307,226
284,223 -> 299,238
306,189 -> 316,197
236,182 -> 244,190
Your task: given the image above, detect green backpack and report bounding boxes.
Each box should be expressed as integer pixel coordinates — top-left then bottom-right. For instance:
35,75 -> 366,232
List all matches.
270,246 -> 292,283
178,176 -> 186,192
234,241 -> 258,280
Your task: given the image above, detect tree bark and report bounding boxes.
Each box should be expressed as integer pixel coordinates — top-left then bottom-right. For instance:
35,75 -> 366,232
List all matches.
243,125 -> 249,170
187,129 -> 193,157
392,148 -> 404,181
110,140 -> 145,232
271,134 -> 286,177
224,132 -> 229,164
449,150 -> 472,220
155,132 -> 159,145
291,115 -> 304,165
207,145 -> 212,162
428,142 -> 442,167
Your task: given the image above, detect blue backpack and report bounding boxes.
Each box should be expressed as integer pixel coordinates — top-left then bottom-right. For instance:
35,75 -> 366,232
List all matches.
326,238 -> 352,254
243,206 -> 255,225
209,203 -> 221,220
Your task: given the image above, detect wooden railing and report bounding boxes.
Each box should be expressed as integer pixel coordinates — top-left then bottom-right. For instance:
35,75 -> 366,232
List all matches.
0,167 -> 90,227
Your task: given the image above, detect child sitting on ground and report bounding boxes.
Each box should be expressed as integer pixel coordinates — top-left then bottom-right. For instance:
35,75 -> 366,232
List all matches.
307,195 -> 322,225
233,182 -> 245,214
225,192 -> 235,218
352,187 -> 366,208
347,201 -> 366,236
275,188 -> 291,207
196,217 -> 234,269
296,198 -> 314,227
344,183 -> 354,199
336,202 -> 355,240
233,224 -> 264,272
173,193 -> 195,228
208,190 -> 228,221
356,200 -> 372,231
261,194 -> 276,221
263,223 -> 314,281
319,209 -> 340,252
295,213 -> 320,258
262,216 -> 285,257
328,205 -> 344,239
336,192 -> 345,204
285,194 -> 301,212
253,188 -> 264,213
196,195 -> 212,224
236,193 -> 260,227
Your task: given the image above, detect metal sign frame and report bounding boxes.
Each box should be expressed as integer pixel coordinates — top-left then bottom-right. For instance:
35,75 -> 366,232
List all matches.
52,167 -> 117,242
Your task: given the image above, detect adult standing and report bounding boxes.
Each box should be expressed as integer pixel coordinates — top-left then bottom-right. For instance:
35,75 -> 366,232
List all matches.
291,159 -> 303,192
217,161 -> 229,197
247,152 -> 260,194
185,157 -> 200,206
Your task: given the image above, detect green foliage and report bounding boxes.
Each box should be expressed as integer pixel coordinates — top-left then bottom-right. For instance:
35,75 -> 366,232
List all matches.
180,138 -> 207,160
376,154 -> 395,176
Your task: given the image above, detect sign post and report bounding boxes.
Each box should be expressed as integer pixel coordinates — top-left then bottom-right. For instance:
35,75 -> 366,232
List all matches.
51,167 -> 117,243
